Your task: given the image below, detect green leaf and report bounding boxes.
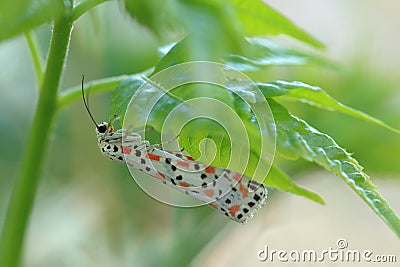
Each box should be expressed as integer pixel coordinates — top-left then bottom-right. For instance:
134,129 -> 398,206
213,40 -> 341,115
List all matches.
266,164 -> 325,204
270,99 -> 400,237
0,0 -> 64,41
178,118 -> 324,204
229,0 -> 324,48
226,37 -> 336,72
123,0 -> 180,37
258,80 -> 400,134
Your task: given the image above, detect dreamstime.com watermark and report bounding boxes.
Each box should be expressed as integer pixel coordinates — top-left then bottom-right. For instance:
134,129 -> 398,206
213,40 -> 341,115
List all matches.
257,239 -> 397,263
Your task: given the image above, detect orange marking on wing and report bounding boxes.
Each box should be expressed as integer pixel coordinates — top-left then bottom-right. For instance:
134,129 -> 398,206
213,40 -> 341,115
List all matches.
177,160 -> 190,168
121,146 -> 132,154
233,173 -> 242,182
186,156 -> 195,161
209,202 -> 218,209
203,189 -> 215,197
179,182 -> 190,188
228,204 -> 241,216
146,153 -> 160,161
205,166 -> 215,174
157,172 -> 166,180
239,182 -> 248,199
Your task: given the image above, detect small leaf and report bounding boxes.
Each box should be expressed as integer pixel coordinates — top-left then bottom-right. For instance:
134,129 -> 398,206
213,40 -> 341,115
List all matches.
229,0 -> 324,48
259,80 -> 400,134
270,99 -> 400,237
266,164 -> 325,204
0,0 -> 64,42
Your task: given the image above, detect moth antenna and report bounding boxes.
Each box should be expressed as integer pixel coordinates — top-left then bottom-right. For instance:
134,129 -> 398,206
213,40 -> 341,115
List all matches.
81,75 -> 99,128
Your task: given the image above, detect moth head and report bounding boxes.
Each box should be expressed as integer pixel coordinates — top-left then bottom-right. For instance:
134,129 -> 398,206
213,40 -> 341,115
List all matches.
96,122 -> 114,137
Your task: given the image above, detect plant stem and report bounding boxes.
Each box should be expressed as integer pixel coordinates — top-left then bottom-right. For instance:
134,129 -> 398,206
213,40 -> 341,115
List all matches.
0,15 -> 73,267
57,67 -> 153,111
57,75 -> 129,110
24,31 -> 44,87
72,0 -> 109,21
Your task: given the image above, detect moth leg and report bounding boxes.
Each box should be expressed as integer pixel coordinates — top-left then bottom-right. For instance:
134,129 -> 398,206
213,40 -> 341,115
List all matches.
148,133 -> 181,150
131,140 -> 150,150
138,126 -> 154,134
124,124 -> 154,135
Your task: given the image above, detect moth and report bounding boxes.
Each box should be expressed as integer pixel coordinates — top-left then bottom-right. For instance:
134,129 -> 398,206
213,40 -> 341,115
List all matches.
82,77 -> 267,223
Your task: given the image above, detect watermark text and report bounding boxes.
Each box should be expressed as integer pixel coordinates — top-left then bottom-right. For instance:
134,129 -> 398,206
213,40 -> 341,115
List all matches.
257,239 -> 397,263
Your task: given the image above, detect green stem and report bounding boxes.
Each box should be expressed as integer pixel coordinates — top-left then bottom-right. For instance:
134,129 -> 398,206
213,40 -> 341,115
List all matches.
57,67 -> 153,111
72,0 -> 110,21
24,31 -> 44,86
57,75 -> 129,110
0,15 -> 73,267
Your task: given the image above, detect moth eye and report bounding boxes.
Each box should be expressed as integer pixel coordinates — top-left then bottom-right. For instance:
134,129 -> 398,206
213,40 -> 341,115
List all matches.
98,124 -> 107,133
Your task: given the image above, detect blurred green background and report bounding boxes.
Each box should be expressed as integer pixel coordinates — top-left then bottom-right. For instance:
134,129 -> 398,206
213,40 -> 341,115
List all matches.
0,0 -> 399,266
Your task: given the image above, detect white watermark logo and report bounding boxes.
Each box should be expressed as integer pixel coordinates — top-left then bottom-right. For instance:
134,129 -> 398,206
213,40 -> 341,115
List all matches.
257,239 -> 397,263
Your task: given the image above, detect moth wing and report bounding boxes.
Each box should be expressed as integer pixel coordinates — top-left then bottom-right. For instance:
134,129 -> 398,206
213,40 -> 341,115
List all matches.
143,150 -> 268,223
